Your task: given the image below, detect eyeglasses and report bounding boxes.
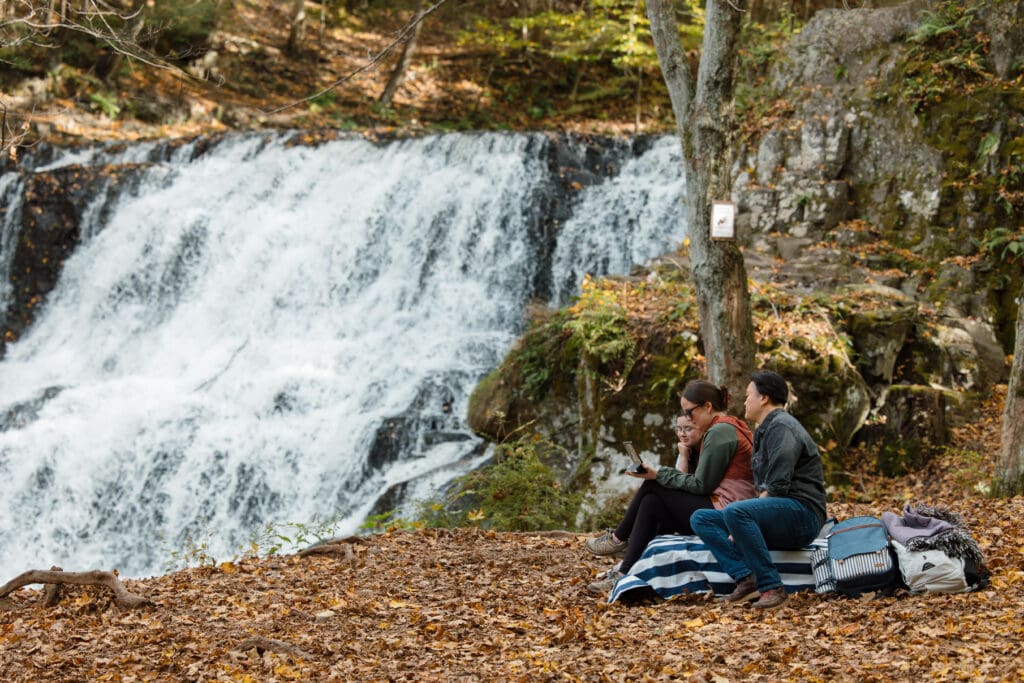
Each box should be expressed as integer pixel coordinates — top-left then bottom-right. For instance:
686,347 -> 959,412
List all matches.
681,405 -> 698,418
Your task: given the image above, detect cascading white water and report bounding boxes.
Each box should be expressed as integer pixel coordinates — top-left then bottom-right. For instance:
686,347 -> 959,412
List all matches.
0,171 -> 24,330
0,132 -> 684,577
551,137 -> 686,303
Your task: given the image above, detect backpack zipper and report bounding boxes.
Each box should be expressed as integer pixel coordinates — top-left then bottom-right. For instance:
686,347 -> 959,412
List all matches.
826,522 -> 885,538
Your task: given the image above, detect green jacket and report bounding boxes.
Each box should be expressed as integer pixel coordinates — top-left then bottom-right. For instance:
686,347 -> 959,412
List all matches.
655,422 -> 737,495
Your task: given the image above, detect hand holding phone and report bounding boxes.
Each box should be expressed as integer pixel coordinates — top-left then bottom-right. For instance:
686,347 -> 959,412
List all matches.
624,442 -> 647,474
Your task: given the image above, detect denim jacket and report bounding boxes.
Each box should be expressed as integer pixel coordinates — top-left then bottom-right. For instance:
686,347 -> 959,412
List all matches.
751,409 -> 827,524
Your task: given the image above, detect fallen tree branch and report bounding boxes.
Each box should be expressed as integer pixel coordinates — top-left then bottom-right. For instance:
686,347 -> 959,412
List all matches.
508,530 -> 580,539
235,636 -> 314,660
0,569 -> 151,609
313,535 -> 368,545
296,544 -> 355,560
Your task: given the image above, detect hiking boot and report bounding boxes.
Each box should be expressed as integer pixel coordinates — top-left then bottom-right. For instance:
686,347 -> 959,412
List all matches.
722,575 -> 759,603
587,569 -> 624,594
585,530 -> 627,557
751,587 -> 787,609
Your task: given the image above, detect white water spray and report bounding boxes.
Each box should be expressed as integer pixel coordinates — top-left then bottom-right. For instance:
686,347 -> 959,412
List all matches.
0,132 -> 683,577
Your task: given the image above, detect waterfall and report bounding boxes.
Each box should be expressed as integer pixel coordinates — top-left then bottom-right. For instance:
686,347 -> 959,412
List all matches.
0,132 -> 684,577
550,137 -> 687,303
0,171 -> 25,332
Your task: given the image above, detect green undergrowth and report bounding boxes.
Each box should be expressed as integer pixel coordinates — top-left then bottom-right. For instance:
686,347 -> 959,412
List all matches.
418,435 -> 582,532
163,514 -> 347,572
467,269 -> 704,445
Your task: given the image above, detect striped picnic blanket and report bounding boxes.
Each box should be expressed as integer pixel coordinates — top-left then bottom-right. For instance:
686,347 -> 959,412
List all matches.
608,534 -> 828,603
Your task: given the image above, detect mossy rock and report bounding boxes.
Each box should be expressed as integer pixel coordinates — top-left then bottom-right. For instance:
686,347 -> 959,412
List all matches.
770,355 -> 871,463
840,285 -> 919,388
860,384 -> 962,475
466,367 -> 515,441
894,318 -> 988,398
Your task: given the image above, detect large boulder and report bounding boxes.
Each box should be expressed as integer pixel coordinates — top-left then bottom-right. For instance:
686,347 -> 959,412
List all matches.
898,318 -> 997,397
761,315 -> 872,457
979,0 -> 1024,80
733,0 -> 1023,338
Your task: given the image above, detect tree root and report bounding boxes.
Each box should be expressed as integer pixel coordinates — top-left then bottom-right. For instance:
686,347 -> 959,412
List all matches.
0,569 -> 151,609
42,571 -> 63,607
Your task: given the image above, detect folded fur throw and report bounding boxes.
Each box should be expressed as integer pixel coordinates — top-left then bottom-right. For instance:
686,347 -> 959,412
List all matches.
897,503 -> 985,568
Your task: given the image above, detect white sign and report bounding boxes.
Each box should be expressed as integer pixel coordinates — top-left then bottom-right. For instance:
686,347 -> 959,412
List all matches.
710,201 -> 736,240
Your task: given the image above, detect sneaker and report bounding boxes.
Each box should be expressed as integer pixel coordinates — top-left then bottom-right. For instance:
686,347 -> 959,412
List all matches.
751,587 -> 787,609
587,569 -> 625,594
585,530 -> 627,557
722,575 -> 759,603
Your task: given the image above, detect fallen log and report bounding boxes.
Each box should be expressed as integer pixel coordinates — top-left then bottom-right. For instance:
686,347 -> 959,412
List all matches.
0,569 -> 151,609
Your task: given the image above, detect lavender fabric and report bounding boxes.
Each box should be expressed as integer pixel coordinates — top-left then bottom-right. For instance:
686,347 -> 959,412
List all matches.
881,506 -> 955,546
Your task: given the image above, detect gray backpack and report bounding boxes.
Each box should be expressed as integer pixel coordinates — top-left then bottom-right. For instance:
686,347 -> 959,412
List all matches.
810,515 -> 899,596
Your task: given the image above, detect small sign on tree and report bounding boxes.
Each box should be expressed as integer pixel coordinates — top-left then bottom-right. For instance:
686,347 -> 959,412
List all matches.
710,201 -> 736,240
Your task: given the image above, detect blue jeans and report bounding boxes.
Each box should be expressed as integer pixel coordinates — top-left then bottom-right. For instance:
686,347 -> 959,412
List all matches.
690,497 -> 821,593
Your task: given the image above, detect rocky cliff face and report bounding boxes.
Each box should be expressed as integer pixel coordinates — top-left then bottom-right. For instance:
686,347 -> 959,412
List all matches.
730,0 -> 1021,456
734,0 -> 1023,327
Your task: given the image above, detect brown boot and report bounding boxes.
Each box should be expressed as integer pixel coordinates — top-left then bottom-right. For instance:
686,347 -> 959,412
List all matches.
722,575 -> 758,602
751,587 -> 787,609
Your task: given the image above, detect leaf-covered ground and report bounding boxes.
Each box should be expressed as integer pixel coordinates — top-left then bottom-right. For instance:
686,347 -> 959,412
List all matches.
2,391 -> 1023,682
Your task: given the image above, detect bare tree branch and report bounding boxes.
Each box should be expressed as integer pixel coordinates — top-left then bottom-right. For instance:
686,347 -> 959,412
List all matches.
1,1 -> 196,79
0,568 -> 151,609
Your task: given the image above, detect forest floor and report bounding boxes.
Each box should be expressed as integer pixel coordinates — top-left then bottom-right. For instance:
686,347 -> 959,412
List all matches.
3,0 -> 674,156
1,392 -> 1022,682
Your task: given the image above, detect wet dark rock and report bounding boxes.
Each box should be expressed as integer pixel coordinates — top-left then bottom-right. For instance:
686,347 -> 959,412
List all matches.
0,385 -> 65,432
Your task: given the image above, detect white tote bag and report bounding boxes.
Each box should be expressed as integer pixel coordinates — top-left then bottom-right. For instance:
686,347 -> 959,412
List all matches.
891,540 -> 969,594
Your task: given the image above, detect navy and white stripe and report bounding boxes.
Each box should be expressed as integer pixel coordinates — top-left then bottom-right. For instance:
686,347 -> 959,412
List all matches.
608,534 -> 828,603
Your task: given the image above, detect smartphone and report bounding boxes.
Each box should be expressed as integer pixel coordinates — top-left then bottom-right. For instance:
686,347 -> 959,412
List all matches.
624,441 -> 647,474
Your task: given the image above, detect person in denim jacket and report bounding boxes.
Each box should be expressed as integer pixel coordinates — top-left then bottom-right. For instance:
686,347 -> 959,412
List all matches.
690,370 -> 827,609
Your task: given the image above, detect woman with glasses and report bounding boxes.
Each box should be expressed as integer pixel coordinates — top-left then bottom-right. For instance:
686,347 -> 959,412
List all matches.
586,380 -> 757,593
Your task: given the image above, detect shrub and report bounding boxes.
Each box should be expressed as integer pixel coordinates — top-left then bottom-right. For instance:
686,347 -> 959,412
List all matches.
419,436 -> 580,532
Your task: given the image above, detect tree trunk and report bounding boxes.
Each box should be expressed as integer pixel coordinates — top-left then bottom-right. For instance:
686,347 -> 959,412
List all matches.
647,0 -> 755,412
379,0 -> 426,107
286,0 -> 307,56
996,296 -> 1024,495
